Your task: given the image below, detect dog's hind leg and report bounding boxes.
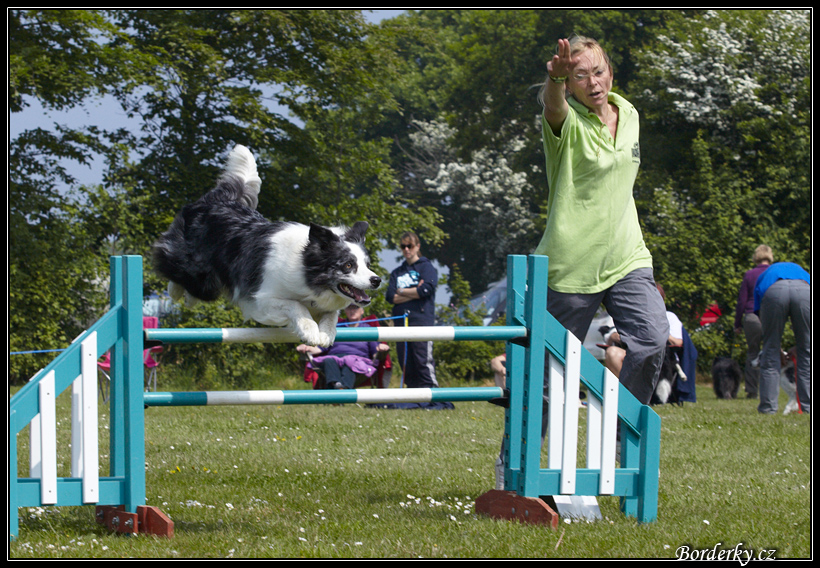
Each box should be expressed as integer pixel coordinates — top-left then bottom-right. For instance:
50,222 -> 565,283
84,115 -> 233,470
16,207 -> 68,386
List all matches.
168,281 -> 201,308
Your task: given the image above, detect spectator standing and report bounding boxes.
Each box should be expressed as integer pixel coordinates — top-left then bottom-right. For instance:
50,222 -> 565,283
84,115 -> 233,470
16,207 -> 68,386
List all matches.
386,232 -> 439,389
734,245 -> 773,398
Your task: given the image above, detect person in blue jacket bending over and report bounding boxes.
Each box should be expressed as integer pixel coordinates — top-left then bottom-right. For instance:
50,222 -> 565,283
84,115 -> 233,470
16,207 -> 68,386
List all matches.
754,262 -> 811,414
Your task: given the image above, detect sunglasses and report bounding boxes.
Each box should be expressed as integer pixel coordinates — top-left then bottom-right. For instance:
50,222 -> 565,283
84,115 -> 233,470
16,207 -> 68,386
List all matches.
400,243 -> 416,250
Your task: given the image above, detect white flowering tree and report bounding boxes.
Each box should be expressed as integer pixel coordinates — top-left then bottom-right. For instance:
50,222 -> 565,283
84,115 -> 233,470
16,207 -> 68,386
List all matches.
400,117 -> 538,294
638,9 -> 809,137
631,9 -> 810,361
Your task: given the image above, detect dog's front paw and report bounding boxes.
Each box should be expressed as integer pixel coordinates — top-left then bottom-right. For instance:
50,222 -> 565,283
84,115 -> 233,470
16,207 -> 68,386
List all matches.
303,330 -> 335,348
317,329 -> 336,348
295,319 -> 326,347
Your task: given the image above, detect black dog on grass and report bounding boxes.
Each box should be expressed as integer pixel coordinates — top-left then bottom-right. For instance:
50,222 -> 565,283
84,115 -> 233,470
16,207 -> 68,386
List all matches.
711,357 -> 741,399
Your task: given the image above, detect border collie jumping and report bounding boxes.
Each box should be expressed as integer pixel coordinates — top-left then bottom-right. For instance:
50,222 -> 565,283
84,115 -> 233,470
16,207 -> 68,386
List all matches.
152,144 -> 381,347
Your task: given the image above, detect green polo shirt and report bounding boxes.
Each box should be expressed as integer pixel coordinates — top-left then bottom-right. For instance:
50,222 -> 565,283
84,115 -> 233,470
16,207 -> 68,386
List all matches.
534,92 -> 653,294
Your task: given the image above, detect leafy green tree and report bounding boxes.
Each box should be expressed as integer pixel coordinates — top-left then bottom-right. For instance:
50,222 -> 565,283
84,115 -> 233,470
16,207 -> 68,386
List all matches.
9,10 -> 134,113
9,9 -> 443,382
632,10 -> 811,314
9,10 -> 144,382
399,117 -> 535,293
100,9 -> 444,263
631,9 -> 810,367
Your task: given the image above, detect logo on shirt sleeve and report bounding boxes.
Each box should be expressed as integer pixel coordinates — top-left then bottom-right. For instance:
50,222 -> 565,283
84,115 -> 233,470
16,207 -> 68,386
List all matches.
632,142 -> 641,163
397,270 -> 420,289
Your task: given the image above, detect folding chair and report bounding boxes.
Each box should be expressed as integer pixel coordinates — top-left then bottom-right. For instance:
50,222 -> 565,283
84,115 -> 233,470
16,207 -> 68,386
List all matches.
142,317 -> 163,392
303,315 -> 392,389
305,349 -> 391,390
97,317 -> 163,402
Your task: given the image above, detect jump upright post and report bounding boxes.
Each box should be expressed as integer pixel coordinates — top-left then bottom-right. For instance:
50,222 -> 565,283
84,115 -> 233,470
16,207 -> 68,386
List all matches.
476,255 -> 661,526
9,256 -> 172,540
9,254 -> 660,541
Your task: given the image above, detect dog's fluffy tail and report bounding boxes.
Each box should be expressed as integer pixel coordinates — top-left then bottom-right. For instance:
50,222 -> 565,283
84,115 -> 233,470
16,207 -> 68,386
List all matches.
654,378 -> 672,404
219,144 -> 262,210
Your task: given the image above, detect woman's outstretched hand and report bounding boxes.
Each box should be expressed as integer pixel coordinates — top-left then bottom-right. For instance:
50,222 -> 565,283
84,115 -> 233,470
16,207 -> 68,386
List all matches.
547,38 -> 575,79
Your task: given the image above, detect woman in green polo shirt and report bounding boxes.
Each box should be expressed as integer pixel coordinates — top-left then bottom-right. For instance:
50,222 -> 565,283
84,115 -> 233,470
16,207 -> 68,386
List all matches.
536,35 -> 668,405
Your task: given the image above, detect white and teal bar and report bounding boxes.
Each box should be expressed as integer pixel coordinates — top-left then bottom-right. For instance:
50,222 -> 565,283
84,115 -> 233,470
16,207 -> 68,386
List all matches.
144,386 -> 503,407
144,325 -> 527,345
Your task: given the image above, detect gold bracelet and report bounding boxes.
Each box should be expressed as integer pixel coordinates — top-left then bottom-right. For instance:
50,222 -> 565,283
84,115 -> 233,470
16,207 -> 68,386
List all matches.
549,74 -> 568,83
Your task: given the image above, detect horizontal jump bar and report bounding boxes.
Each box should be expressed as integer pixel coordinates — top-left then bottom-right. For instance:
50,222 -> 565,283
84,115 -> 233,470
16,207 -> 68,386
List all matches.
144,326 -> 527,344
143,387 -> 505,407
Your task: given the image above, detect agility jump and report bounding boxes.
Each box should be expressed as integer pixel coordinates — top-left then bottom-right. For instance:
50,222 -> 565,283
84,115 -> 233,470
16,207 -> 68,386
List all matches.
9,254 -> 660,540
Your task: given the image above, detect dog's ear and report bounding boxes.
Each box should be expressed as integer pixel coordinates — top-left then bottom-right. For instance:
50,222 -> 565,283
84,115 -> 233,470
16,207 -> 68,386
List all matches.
345,221 -> 369,243
308,223 -> 339,247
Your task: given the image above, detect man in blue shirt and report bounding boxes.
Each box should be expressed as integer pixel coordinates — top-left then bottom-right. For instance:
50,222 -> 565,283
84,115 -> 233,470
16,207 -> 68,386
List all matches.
754,262 -> 811,414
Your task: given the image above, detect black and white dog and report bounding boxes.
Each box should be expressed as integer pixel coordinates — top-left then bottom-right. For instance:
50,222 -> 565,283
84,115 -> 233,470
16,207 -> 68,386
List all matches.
153,144 -> 381,347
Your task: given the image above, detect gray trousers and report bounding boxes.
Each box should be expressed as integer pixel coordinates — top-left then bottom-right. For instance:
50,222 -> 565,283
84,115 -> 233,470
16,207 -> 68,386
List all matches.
759,279 -> 811,414
742,313 -> 762,396
547,268 -> 669,405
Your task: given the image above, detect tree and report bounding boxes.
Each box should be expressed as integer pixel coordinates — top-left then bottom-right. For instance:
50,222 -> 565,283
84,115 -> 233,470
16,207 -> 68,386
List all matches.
9,10 -> 146,381
632,9 -> 811,320
400,117 -> 535,293
630,9 -> 811,367
8,9 -> 440,382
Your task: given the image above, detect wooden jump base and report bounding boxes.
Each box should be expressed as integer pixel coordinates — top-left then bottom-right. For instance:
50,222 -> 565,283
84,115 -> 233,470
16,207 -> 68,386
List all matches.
9,255 -> 660,541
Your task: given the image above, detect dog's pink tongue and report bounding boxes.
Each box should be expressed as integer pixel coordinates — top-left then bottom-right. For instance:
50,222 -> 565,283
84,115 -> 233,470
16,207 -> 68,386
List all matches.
341,283 -> 371,304
354,289 -> 371,304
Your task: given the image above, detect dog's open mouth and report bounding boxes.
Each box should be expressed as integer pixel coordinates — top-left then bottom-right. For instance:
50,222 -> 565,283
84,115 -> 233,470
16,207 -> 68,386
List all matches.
338,283 -> 371,305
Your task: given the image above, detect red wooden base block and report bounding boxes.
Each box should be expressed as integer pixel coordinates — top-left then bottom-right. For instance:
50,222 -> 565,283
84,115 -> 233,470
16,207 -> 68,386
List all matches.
475,490 -> 560,529
97,506 -> 138,535
138,505 -> 174,538
95,505 -> 174,537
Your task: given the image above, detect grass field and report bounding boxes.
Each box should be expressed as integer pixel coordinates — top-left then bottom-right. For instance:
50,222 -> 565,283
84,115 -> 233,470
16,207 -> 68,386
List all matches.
10,377 -> 811,559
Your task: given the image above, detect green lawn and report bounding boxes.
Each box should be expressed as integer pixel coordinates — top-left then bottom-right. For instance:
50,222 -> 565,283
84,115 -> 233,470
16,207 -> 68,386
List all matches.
10,382 -> 810,559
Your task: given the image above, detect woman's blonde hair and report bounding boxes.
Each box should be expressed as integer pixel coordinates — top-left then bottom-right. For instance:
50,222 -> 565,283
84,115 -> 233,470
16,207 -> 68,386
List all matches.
752,245 -> 773,265
537,34 -> 612,107
565,34 -> 612,72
